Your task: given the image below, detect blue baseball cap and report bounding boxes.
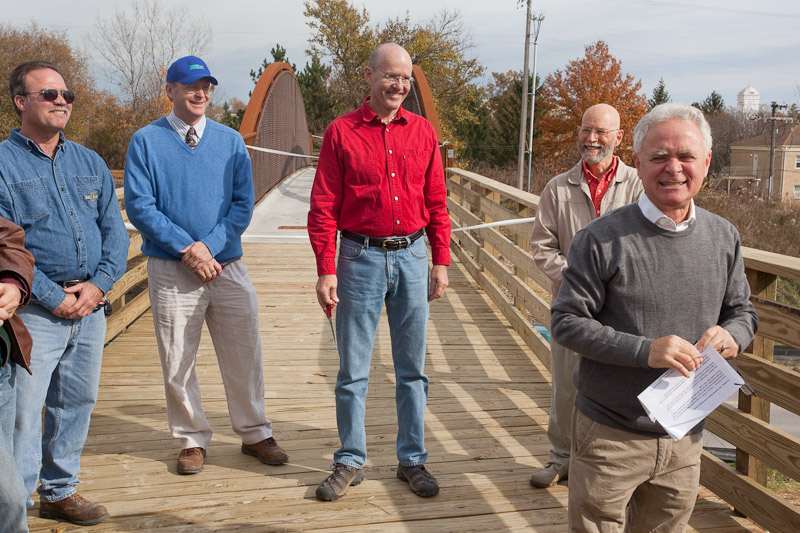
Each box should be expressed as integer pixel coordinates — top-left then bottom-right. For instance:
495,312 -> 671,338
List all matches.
166,55 -> 218,85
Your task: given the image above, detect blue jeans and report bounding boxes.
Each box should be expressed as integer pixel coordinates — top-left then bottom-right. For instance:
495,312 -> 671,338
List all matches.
13,305 -> 105,503
333,236 -> 430,468
1,361 -> 29,532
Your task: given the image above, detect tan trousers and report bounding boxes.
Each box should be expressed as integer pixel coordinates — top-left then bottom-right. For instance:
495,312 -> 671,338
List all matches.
569,409 -> 702,533
148,257 -> 272,450
547,340 -> 580,468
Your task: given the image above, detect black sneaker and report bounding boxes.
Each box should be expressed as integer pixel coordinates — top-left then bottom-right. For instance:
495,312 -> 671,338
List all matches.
315,463 -> 365,501
396,464 -> 439,497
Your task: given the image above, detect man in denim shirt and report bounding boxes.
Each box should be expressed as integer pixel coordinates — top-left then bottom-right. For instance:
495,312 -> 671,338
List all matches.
0,61 -> 128,526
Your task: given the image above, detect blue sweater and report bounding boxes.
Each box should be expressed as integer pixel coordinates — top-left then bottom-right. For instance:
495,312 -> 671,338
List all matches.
124,117 -> 254,263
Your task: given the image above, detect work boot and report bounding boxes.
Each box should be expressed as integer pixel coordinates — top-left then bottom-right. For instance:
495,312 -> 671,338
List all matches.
39,493 -> 109,526
529,462 -> 568,488
397,464 -> 439,497
242,437 -> 289,465
177,447 -> 206,475
315,463 -> 365,501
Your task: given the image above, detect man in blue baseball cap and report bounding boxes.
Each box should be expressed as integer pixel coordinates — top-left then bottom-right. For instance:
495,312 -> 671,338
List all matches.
125,55 -> 288,476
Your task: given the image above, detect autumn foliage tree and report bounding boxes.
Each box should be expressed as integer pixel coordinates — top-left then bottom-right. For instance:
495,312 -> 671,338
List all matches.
536,41 -> 647,173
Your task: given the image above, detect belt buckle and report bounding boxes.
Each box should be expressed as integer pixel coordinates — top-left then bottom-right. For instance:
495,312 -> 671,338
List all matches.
381,238 -> 404,251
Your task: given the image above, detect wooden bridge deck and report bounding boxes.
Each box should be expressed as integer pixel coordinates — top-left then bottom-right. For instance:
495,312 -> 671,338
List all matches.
28,243 -> 760,532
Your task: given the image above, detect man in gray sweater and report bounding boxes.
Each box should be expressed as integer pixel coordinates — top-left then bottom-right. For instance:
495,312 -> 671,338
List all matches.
551,103 -> 757,532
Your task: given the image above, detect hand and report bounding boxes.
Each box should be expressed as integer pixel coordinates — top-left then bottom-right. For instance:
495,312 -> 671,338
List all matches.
52,292 -> 80,319
63,281 -> 104,318
696,325 -> 738,359
316,275 -> 338,310
0,282 -> 22,317
648,335 -> 703,378
428,265 -> 449,301
181,242 -> 214,270
187,259 -> 223,282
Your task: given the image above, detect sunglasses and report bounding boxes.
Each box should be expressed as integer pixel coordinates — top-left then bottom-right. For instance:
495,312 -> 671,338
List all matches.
20,88 -> 76,104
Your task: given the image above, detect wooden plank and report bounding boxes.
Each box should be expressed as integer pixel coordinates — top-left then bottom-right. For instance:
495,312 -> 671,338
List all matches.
744,246 -> 800,282
448,180 -> 533,244
451,238 -> 552,371
106,256 -> 148,303
455,219 -> 550,325
706,403 -> 800,482
700,450 -> 800,533
105,289 -> 150,344
448,167 -> 540,210
127,231 -> 143,261
733,352 -> 800,416
738,271 -> 776,487
751,296 -> 800,347
449,196 -> 551,293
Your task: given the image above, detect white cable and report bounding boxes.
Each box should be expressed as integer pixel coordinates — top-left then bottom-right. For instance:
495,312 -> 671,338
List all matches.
245,145 -> 319,159
451,217 -> 535,233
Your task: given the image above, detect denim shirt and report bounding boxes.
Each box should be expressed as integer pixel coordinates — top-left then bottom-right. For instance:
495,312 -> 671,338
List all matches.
0,129 -> 129,311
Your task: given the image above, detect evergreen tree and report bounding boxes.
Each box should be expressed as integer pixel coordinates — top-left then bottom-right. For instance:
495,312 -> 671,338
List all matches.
648,78 -> 671,109
297,53 -> 335,134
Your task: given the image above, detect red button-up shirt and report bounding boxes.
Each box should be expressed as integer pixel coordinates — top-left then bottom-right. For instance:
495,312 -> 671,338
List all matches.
582,156 -> 619,217
308,102 -> 451,276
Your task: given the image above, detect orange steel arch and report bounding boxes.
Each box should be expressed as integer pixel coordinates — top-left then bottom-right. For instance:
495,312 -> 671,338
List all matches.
409,65 -> 442,139
239,61 -> 312,201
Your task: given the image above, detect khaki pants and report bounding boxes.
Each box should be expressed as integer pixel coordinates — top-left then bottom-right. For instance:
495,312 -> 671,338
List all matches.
148,257 -> 272,450
547,340 -> 580,468
569,409 -> 702,533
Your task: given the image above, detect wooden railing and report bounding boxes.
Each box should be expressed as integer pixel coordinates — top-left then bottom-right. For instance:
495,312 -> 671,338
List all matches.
105,187 -> 149,344
446,167 -> 800,533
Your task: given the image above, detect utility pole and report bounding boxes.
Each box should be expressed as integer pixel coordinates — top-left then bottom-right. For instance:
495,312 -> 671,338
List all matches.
516,0 -> 532,189
525,14 -> 544,192
767,101 -> 788,200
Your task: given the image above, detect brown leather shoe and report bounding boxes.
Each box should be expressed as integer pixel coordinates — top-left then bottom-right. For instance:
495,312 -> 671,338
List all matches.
177,447 -> 206,475
39,493 -> 109,525
241,437 -> 288,465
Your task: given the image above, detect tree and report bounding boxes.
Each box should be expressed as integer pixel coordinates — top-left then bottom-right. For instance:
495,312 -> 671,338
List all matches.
692,90 -> 725,115
297,53 -> 335,134
536,41 -> 647,171
249,44 -> 297,95
0,24 -> 133,168
303,1 -> 484,138
92,0 -> 210,116
648,78 -> 670,109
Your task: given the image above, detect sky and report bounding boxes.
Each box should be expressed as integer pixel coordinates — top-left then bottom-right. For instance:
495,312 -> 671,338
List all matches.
3,0 -> 799,110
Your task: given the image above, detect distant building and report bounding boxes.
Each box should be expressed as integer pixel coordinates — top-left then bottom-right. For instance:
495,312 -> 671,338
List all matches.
737,86 -> 760,115
730,124 -> 800,201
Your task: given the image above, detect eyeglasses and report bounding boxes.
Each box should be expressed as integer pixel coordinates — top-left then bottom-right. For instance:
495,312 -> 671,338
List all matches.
378,71 -> 414,86
20,88 -> 75,104
180,84 -> 215,96
578,127 -> 619,138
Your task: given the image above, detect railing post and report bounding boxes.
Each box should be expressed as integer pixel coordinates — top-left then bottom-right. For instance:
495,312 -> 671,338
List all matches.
737,269 -> 777,489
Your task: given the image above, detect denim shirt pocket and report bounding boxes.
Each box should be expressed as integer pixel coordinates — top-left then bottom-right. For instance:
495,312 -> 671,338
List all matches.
10,178 -> 49,223
75,175 -> 103,218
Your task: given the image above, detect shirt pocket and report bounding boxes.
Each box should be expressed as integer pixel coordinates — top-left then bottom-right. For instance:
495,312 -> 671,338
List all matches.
9,178 -> 49,223
75,175 -> 103,218
400,149 -> 429,186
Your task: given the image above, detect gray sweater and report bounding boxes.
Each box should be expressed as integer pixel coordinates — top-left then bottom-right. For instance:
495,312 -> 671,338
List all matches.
551,204 -> 757,435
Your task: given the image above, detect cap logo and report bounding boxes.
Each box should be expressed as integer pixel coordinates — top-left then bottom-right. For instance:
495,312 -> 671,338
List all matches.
189,64 -> 204,70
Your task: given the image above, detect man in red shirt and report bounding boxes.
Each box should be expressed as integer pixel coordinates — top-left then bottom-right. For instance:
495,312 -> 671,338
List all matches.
529,103 -> 642,488
308,42 -> 450,501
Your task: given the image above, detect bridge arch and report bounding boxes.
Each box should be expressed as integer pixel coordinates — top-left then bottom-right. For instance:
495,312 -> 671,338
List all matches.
239,62 -> 312,201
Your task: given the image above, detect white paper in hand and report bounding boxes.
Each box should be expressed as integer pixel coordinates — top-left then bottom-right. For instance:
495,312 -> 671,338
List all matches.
637,347 -> 745,440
